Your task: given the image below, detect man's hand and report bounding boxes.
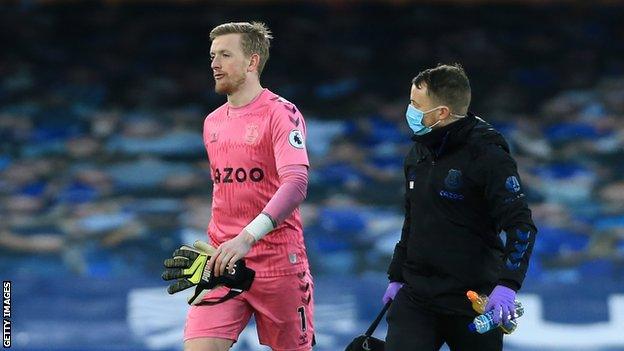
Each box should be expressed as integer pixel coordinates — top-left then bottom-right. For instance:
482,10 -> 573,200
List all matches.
208,229 -> 255,277
485,285 -> 516,324
382,282 -> 403,304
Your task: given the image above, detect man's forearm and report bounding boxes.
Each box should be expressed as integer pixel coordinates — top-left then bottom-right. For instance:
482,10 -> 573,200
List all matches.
262,164 -> 308,225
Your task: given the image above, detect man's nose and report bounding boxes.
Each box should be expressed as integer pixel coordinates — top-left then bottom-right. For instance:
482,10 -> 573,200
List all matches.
211,57 -> 220,69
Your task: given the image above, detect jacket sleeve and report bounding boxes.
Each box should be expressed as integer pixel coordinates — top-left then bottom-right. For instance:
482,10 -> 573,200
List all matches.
387,192 -> 410,282
480,144 -> 537,291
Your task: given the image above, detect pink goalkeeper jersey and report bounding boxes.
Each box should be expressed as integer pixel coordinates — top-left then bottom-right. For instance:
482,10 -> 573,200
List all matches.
203,89 -> 310,277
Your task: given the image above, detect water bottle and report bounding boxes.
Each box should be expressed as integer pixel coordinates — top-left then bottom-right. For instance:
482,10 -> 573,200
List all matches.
468,303 -> 525,334
466,290 -> 524,334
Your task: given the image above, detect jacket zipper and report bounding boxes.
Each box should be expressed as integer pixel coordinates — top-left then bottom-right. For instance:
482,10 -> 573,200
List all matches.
427,149 -> 436,189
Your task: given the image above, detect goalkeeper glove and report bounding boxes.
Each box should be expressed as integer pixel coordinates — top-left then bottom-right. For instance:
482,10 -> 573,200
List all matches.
162,240 -> 255,305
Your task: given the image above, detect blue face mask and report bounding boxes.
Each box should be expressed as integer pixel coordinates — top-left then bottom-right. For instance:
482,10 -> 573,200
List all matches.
405,104 -> 442,135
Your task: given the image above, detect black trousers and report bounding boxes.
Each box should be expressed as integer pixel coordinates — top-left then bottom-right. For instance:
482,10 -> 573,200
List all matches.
385,289 -> 503,351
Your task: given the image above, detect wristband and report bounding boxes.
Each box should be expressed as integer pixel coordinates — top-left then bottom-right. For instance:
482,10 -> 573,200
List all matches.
244,212 -> 275,242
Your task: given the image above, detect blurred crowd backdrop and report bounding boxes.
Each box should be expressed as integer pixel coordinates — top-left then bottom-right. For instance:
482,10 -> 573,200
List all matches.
1,1 -> 624,350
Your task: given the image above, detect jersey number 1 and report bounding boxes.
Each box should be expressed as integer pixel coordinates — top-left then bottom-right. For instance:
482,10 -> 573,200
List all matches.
297,306 -> 307,332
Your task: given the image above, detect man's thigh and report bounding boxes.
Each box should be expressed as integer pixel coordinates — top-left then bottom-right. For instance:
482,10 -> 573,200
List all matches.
184,337 -> 233,351
247,271 -> 315,351
441,314 -> 503,351
184,286 -> 254,343
385,289 -> 444,351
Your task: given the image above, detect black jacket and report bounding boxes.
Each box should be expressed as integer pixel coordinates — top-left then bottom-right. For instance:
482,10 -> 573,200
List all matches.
387,113 -> 537,316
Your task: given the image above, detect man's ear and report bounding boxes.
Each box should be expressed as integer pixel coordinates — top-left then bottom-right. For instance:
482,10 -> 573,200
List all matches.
247,53 -> 260,73
438,106 -> 452,121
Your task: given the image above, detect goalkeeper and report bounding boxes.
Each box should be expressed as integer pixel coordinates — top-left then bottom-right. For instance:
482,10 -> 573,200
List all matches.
163,22 -> 314,351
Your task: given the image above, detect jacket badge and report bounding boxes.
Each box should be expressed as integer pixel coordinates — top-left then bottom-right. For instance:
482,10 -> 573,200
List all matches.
505,175 -> 521,193
444,169 -> 463,190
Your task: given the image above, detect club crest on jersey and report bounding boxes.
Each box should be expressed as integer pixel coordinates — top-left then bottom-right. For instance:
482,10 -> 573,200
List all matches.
289,129 -> 305,149
244,123 -> 259,144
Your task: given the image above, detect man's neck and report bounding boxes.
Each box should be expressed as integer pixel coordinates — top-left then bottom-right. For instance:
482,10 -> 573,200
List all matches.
227,79 -> 264,108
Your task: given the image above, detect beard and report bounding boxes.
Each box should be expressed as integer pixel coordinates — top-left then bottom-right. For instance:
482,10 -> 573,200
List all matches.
214,72 -> 246,95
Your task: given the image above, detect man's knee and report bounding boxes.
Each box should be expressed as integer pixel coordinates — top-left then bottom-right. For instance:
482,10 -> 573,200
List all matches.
184,337 -> 234,351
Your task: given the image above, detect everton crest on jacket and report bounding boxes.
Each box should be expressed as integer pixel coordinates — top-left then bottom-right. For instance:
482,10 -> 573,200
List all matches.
387,113 -> 537,316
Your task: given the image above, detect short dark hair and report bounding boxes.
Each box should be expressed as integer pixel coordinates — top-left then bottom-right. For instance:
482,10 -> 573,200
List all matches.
412,63 -> 471,114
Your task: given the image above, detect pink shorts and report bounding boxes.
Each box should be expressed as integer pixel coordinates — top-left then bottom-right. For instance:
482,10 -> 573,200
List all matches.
184,270 -> 315,351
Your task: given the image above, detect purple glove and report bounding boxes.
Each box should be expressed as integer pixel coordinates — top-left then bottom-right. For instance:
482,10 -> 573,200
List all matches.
382,282 -> 403,304
485,285 -> 516,324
